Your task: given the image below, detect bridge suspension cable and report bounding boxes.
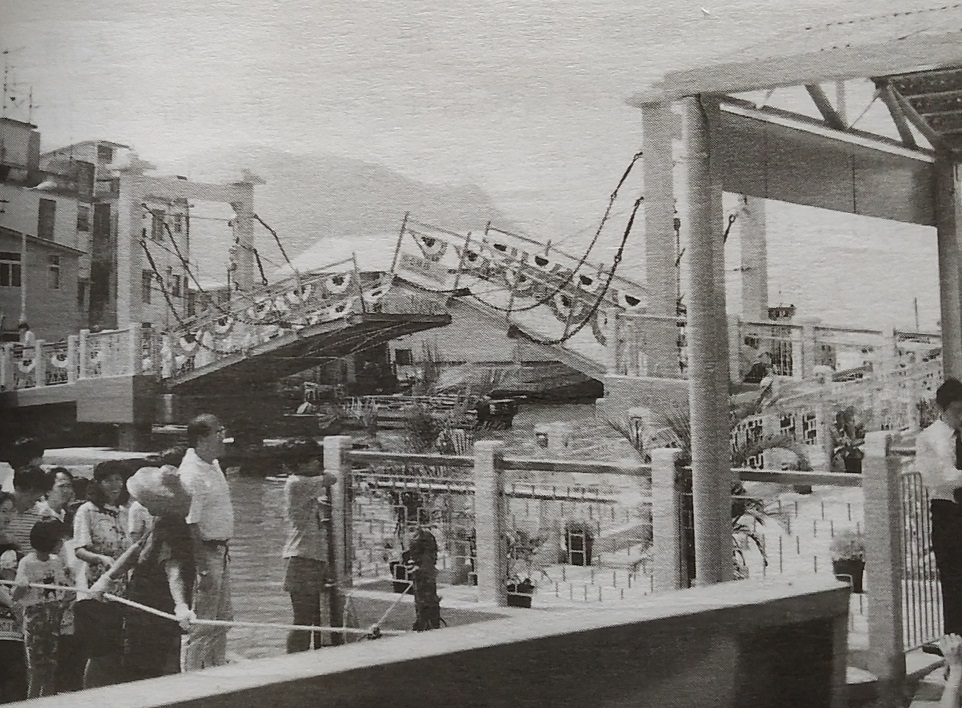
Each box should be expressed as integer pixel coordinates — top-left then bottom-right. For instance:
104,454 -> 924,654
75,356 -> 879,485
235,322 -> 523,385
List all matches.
468,150 -> 644,315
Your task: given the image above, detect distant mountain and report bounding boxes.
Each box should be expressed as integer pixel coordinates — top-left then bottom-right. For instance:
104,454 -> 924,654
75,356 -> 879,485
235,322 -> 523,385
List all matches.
161,145 -> 509,281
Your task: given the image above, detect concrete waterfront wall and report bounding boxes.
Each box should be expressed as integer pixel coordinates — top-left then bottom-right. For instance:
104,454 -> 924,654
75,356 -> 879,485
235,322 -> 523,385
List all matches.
20,576 -> 849,708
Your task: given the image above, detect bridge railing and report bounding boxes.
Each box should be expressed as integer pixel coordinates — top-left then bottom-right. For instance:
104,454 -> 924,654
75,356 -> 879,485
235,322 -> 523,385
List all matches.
325,438 -> 653,607
331,432 -> 928,689
0,327 -> 155,392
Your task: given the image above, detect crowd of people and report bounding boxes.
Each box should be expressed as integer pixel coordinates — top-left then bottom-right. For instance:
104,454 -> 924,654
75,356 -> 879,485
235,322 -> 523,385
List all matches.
0,416 -> 338,702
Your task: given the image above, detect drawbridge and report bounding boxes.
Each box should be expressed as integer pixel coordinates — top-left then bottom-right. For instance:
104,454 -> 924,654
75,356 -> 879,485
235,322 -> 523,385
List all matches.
388,216 -> 658,381
0,257 -> 450,415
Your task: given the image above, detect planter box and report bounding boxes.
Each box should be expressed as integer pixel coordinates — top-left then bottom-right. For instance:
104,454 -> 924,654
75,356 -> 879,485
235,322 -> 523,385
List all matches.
832,559 -> 865,594
506,583 -> 533,608
565,532 -> 594,567
390,561 -> 413,595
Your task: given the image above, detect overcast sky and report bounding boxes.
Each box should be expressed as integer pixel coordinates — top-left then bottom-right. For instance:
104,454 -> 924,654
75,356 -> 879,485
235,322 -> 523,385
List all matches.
2,0 -> 909,235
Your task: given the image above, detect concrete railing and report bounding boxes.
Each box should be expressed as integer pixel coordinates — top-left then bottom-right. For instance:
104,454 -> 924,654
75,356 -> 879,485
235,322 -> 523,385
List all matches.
648,432 -> 924,702
609,311 -> 943,384
20,575 -> 850,708
0,327 -> 146,392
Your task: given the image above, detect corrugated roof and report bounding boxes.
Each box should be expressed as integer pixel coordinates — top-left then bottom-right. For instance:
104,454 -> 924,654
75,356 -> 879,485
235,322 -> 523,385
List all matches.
631,4 -> 962,102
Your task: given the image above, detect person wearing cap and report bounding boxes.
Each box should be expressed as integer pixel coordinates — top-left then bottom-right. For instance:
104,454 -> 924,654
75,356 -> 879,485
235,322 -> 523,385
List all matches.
178,414 -> 234,671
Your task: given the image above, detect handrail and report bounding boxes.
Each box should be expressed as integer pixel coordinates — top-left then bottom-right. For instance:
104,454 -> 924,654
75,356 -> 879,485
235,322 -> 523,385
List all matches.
733,467 -> 863,487
347,450 -> 474,468
501,457 -> 649,476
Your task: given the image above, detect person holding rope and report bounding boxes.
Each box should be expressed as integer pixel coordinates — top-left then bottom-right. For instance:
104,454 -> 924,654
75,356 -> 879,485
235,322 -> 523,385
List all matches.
72,460 -> 133,688
279,438 -> 337,653
87,450 -> 195,680
178,414 -> 234,671
12,519 -> 72,699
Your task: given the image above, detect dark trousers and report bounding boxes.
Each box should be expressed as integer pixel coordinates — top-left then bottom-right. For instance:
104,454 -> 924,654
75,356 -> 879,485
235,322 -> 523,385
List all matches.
932,500 -> 962,635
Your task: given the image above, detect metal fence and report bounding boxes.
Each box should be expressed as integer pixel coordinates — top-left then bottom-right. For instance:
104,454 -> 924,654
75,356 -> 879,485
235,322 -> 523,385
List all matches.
342,446 -> 654,607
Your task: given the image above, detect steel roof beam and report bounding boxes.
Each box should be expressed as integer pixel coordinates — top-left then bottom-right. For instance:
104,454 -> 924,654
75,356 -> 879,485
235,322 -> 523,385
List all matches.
877,82 -> 918,148
805,84 -> 847,131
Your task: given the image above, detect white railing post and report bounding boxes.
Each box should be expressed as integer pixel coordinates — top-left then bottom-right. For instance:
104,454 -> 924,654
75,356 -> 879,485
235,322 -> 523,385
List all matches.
66,335 -> 78,384
474,440 -> 506,607
0,343 -> 12,390
626,318 -> 640,377
728,316 -> 742,384
128,327 -> 142,375
78,329 -> 89,379
33,340 -> 46,388
324,435 -> 355,629
798,317 -> 820,380
862,430 -> 906,700
606,309 -> 620,375
651,448 -> 682,593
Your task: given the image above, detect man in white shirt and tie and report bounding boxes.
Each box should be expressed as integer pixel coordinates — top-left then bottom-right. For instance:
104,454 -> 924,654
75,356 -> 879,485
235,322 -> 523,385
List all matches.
916,378 -> 962,638
178,414 -> 234,671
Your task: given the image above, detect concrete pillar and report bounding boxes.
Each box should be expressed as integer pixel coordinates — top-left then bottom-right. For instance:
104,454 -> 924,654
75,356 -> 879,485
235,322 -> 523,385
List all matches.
798,317 -> 821,380
231,183 -> 256,292
474,440 -> 506,607
128,327 -> 142,375
324,434 -> 355,627
66,335 -> 78,384
78,329 -> 89,379
626,318 -> 640,377
605,309 -> 620,375
641,101 -> 680,377
0,343 -> 13,390
116,173 -> 145,329
651,448 -> 681,593
861,431 -> 906,702
728,316 -> 742,384
739,196 -> 769,321
935,158 -> 962,378
681,95 -> 732,585
33,340 -> 45,388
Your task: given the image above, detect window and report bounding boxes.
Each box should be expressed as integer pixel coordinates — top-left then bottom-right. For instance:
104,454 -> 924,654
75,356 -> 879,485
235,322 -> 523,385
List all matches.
150,210 -> 165,241
47,255 -> 61,289
394,349 -> 413,366
172,274 -> 182,297
77,205 -> 90,231
142,270 -> 153,304
0,252 -> 21,287
78,280 -> 89,308
97,145 -> 114,163
38,199 -> 56,240
173,214 -> 183,233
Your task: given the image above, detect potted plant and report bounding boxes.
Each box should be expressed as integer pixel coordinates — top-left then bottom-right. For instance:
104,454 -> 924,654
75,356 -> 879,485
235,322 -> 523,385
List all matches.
505,529 -> 543,607
564,520 -> 594,567
832,406 -> 865,474
830,529 -> 866,593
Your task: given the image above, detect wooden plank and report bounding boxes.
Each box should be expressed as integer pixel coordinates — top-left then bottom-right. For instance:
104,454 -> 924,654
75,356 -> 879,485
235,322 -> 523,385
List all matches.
805,84 -> 847,130
628,34 -> 962,103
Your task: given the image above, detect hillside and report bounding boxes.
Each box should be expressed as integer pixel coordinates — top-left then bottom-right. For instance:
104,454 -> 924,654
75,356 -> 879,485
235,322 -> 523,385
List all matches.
160,145 -> 509,281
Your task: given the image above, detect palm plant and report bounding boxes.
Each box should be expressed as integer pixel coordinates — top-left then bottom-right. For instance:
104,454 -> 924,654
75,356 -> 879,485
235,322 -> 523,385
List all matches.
607,382 -> 812,583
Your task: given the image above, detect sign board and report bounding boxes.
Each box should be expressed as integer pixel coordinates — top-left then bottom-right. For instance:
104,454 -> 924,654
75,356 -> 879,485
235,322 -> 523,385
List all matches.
398,251 -> 447,285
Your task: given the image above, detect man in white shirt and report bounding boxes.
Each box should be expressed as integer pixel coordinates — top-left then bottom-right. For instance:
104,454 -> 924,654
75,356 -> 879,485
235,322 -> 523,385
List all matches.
178,414 -> 234,671
916,378 -> 962,637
